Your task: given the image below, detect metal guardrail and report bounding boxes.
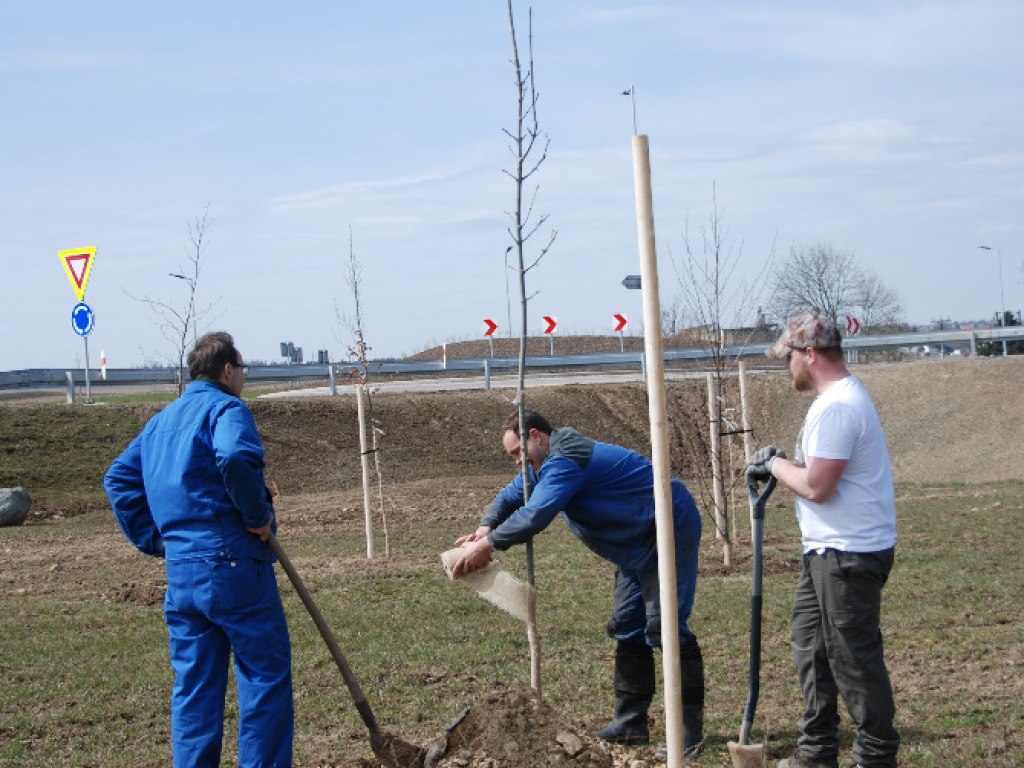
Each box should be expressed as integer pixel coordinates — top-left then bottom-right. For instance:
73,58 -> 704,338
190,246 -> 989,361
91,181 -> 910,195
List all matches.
2,326 -> 1022,389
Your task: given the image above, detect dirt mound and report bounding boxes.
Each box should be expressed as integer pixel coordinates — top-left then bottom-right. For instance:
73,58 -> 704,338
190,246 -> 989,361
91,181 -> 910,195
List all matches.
433,686 -> 640,768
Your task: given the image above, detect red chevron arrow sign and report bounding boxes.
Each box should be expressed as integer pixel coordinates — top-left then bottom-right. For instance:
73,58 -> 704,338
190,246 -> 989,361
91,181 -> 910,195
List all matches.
613,313 -> 628,332
542,316 -> 557,335
483,318 -> 498,337
845,315 -> 861,336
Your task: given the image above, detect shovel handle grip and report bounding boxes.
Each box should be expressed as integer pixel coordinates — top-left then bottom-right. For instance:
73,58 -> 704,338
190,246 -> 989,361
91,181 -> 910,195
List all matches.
746,475 -> 777,519
268,534 -> 380,736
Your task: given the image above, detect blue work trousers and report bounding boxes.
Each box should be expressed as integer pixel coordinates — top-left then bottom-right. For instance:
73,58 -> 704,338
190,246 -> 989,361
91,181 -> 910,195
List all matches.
164,558 -> 293,767
605,509 -> 702,647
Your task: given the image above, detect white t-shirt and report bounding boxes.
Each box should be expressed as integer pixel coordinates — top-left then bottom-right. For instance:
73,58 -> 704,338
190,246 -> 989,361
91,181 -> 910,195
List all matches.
795,376 -> 897,553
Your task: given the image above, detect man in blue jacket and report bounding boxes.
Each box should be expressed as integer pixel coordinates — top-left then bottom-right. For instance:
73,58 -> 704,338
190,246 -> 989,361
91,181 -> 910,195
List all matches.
104,332 -> 293,767
452,410 -> 705,756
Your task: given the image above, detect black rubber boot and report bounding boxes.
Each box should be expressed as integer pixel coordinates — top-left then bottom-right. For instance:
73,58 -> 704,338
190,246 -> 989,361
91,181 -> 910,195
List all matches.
594,640 -> 655,745
681,634 -> 706,756
654,635 -> 706,760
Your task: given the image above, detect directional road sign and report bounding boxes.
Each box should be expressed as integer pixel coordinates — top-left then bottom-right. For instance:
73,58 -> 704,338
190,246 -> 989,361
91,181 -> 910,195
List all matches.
542,316 -> 557,335
621,274 -> 641,290
71,302 -> 95,337
845,315 -> 862,336
483,318 -> 498,337
613,313 -> 628,332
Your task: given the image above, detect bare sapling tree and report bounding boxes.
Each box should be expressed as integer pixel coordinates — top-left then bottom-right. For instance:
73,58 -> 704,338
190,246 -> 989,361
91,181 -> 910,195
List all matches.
126,206 -> 217,395
334,227 -> 391,558
768,242 -> 903,328
505,0 -> 556,695
669,187 -> 774,565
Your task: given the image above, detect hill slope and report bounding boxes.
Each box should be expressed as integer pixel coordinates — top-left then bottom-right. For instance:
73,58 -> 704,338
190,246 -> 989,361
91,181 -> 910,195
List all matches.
2,356 -> 1021,516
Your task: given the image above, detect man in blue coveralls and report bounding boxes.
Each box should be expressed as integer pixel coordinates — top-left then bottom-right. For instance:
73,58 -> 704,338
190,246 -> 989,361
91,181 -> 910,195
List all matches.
452,410 -> 705,757
105,331 -> 293,767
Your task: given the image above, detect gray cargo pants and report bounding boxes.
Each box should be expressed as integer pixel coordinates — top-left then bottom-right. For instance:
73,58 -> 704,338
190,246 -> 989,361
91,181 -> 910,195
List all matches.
791,547 -> 900,768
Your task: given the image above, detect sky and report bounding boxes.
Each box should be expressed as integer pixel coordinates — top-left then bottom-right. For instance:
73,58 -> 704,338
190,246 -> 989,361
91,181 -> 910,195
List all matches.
2,1 -> 1022,371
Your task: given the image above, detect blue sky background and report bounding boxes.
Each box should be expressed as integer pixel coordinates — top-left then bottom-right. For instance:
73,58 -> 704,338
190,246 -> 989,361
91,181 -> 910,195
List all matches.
3,1 -> 1021,370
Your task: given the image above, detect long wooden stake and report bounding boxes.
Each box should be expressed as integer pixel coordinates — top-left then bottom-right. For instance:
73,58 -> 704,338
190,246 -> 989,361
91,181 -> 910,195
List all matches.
738,361 -> 756,539
632,134 -> 683,768
356,384 -> 374,559
708,374 -> 731,566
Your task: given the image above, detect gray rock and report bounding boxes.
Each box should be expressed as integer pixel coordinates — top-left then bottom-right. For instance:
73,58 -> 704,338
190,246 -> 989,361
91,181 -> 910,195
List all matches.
0,487 -> 32,527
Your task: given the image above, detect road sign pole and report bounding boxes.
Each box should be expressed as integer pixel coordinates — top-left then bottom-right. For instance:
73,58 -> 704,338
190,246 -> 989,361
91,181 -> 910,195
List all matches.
488,336 -> 494,358
83,335 -> 93,404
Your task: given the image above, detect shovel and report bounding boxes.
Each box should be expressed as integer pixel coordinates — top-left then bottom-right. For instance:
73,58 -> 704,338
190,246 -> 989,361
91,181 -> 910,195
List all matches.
727,474 -> 777,768
268,534 -> 427,768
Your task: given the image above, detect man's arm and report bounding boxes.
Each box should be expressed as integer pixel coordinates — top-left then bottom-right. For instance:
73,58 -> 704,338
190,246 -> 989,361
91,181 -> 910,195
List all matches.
104,437 -> 165,557
772,455 -> 847,503
213,403 -> 275,531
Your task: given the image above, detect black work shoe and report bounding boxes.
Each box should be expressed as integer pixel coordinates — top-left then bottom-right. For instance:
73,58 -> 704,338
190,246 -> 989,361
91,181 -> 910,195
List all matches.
777,750 -> 840,768
594,719 -> 649,745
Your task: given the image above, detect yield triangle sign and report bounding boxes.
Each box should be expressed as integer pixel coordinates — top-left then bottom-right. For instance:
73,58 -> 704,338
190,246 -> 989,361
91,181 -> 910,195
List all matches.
58,246 -> 97,301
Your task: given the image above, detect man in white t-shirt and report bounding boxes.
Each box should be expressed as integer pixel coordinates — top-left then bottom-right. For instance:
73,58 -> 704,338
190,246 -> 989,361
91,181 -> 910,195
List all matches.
747,313 -> 899,768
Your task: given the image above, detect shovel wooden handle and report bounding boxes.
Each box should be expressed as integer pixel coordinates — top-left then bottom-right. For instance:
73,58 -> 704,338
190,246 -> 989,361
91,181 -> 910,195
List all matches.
268,533 -> 381,737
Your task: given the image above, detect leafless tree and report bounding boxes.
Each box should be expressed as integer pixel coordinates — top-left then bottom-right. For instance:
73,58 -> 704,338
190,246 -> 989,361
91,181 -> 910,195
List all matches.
335,227 -> 370,377
505,0 -> 556,695
334,227 -> 391,558
854,269 -> 903,328
671,187 -> 774,375
668,187 -> 774,564
126,206 -> 217,395
769,242 -> 902,328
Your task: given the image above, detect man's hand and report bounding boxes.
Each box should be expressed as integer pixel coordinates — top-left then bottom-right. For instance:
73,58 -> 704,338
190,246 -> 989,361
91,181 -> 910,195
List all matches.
451,536 -> 494,577
454,525 -> 492,548
747,445 -> 786,481
247,515 -> 274,543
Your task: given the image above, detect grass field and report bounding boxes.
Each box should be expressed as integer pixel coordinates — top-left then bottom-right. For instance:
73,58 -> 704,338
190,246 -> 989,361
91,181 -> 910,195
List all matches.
1,479 -> 1021,767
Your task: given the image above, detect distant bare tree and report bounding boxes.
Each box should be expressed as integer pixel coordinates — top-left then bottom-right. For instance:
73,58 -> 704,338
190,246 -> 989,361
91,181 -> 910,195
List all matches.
854,269 -> 903,328
660,291 -> 685,338
769,242 -> 902,329
126,206 -> 217,395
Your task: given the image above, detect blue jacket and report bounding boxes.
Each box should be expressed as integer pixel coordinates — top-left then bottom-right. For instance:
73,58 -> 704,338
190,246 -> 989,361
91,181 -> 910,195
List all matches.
481,428 -> 699,571
104,379 -> 275,563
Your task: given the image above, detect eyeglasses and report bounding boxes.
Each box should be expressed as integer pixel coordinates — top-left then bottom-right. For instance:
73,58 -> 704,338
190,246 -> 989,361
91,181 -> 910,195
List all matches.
232,362 -> 248,375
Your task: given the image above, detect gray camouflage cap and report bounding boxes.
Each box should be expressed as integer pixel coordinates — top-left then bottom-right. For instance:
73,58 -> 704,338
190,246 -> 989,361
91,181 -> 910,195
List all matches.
767,312 -> 843,359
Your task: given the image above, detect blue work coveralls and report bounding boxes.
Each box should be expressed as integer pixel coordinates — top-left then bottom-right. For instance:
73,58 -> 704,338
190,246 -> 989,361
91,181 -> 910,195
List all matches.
104,379 -> 293,767
482,427 -> 702,647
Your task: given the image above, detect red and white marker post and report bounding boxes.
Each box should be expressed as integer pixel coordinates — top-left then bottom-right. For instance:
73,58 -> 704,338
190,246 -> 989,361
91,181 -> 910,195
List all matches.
542,315 -> 557,354
483,318 -> 498,358
613,313 -> 628,351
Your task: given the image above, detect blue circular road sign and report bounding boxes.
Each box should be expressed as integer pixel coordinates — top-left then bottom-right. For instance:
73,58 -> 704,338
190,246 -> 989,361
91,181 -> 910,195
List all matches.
71,302 -> 95,337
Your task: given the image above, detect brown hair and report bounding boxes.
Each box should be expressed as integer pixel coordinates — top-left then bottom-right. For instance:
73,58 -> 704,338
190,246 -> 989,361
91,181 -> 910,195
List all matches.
187,332 -> 240,381
502,409 -> 553,437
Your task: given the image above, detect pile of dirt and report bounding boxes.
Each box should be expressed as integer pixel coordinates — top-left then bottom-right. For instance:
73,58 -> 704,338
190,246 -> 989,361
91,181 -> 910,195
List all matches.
432,686 -> 642,768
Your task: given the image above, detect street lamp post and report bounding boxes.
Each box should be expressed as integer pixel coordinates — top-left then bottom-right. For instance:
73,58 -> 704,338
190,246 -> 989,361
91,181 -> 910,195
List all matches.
977,246 -> 1008,355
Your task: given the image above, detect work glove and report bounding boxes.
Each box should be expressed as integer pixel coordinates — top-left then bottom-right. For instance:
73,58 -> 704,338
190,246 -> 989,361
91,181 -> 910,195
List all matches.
747,445 -> 786,481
